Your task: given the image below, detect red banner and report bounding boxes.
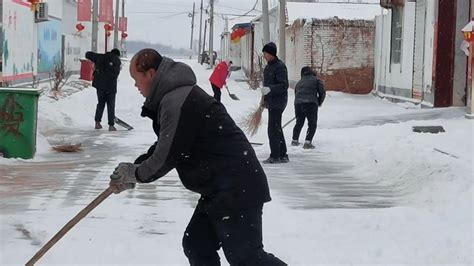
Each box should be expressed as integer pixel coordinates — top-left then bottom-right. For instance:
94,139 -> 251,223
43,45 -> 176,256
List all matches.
77,0 -> 91,21
99,0 -> 113,23
119,17 -> 127,32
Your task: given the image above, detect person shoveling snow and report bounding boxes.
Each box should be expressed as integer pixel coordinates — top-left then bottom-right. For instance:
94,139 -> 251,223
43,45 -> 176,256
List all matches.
109,49 -> 287,265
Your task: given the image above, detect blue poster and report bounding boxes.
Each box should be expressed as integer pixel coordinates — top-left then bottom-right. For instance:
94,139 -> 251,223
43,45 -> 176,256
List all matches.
37,18 -> 62,73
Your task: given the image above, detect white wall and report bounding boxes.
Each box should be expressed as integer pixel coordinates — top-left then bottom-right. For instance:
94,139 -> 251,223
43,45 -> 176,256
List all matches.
453,0 -> 470,106
61,0 -> 92,72
63,33 -> 91,72
374,13 -> 383,91
376,2 -> 416,99
240,33 -> 252,76
47,0 -> 63,19
62,0 -> 108,54
229,40 -> 241,68
285,20 -> 307,85
220,32 -> 230,62
2,0 -> 35,81
422,0 -> 435,101
62,0 -> 79,35
253,8 -> 279,62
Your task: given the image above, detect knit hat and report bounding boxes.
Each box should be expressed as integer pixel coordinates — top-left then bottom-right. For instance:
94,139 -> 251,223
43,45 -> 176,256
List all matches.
111,48 -> 121,56
262,42 -> 277,57
301,66 -> 315,77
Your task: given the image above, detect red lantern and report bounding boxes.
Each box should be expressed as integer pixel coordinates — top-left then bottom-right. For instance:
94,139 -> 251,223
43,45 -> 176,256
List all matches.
464,32 -> 473,42
27,0 -> 40,11
104,24 -> 113,31
121,32 -> 128,39
76,23 -> 85,32
462,21 -> 474,42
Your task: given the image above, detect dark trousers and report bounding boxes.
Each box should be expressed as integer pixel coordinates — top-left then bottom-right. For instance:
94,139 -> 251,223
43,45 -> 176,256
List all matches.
95,90 -> 116,126
211,83 -> 222,102
268,109 -> 287,159
183,201 -> 286,266
292,103 -> 318,142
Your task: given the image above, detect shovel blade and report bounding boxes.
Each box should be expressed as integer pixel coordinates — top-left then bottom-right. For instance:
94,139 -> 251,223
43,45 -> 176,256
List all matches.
229,94 -> 240,101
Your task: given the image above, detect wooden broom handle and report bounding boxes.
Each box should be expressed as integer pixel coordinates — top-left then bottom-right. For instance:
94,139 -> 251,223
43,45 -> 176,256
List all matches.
26,186 -> 116,266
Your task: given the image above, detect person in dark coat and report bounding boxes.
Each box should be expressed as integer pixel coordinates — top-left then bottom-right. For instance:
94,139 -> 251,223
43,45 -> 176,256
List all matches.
260,42 -> 289,164
109,48 -> 286,266
85,48 -> 121,131
291,66 -> 326,149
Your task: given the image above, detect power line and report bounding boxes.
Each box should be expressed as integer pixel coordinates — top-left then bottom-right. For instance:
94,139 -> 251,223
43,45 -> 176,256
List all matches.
130,11 -> 189,19
215,3 -> 255,12
214,12 -> 259,17
238,0 -> 260,17
133,0 -> 190,6
128,11 -> 186,14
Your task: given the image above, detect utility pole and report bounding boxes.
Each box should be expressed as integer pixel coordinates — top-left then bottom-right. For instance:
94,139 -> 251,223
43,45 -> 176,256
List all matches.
209,0 -> 215,67
113,0 -> 120,49
92,0 -> 99,52
223,16 -> 229,62
202,19 -> 208,65
278,0 -> 286,62
190,2 -> 195,50
262,0 -> 270,44
120,0 -> 126,56
468,3 -> 474,118
197,0 -> 203,62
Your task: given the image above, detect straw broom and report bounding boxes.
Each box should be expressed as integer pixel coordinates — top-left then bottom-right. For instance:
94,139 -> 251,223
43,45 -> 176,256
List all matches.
242,96 -> 265,136
51,143 -> 82,153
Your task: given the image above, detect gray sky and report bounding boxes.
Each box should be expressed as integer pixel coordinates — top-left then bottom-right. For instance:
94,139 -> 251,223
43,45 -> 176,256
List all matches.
126,0 -> 271,49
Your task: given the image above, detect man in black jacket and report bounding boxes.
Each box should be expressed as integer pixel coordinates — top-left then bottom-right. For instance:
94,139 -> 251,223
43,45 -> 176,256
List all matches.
292,66 -> 326,149
86,48 -> 121,131
261,42 -> 289,164
109,48 -> 286,266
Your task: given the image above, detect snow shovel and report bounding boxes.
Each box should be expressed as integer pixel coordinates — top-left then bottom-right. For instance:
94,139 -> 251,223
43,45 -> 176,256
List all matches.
26,186 -> 116,266
250,142 -> 263,146
114,116 -> 134,130
282,116 -> 296,129
225,86 -> 240,101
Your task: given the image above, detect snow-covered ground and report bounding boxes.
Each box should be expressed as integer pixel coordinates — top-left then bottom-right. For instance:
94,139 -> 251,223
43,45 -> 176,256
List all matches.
1,59 -> 472,265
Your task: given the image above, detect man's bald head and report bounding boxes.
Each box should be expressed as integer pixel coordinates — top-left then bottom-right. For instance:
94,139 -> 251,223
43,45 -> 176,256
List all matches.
131,48 -> 163,74
129,49 -> 163,98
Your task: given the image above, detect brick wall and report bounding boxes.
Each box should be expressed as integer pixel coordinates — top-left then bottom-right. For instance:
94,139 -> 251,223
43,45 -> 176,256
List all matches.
287,18 -> 375,94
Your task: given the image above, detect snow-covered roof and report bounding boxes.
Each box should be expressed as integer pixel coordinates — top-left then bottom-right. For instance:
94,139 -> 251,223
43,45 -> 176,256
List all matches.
229,15 -> 258,29
287,2 -> 382,23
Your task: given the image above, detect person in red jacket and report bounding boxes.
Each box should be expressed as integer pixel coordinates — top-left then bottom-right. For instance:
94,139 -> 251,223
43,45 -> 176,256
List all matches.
209,60 -> 232,102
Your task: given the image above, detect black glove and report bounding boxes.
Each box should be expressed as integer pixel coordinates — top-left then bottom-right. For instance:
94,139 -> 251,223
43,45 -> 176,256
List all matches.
109,162 -> 139,194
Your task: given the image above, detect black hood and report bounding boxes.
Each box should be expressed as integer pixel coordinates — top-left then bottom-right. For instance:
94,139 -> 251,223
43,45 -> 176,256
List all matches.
143,57 -> 197,111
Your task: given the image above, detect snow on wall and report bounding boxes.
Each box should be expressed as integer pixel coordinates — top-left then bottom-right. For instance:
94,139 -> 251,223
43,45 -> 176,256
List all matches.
286,2 -> 381,22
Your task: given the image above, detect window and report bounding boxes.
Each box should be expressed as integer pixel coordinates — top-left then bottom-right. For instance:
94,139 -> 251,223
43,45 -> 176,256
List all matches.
390,6 -> 403,65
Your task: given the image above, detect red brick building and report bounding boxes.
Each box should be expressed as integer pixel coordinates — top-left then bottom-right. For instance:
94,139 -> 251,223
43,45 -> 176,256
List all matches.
286,17 -> 376,94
